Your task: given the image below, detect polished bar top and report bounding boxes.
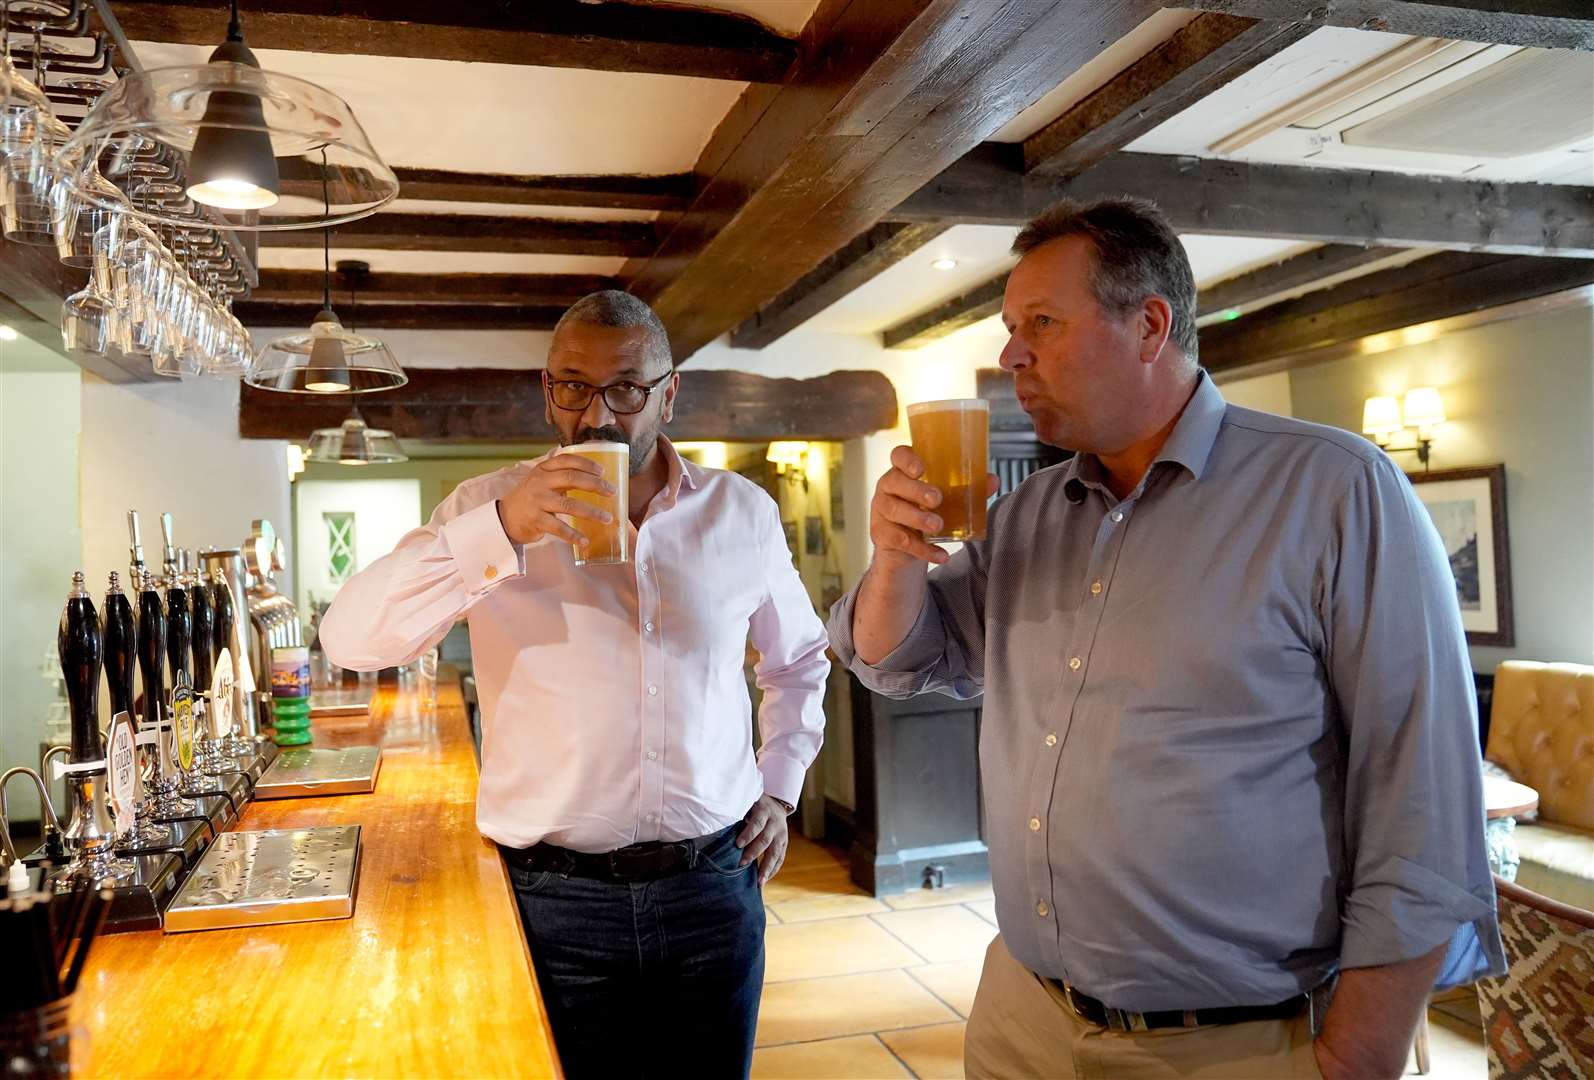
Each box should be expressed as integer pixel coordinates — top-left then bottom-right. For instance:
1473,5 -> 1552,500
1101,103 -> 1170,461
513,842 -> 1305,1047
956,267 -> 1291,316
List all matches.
73,673 -> 561,1079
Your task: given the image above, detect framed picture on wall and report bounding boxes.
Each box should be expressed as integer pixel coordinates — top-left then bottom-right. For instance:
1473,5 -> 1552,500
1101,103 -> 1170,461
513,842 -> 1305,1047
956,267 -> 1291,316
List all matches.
1407,464 -> 1513,647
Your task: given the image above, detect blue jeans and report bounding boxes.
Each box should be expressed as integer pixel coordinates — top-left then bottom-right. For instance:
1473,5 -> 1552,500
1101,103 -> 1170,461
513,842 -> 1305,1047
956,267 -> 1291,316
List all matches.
503,825 -> 766,1079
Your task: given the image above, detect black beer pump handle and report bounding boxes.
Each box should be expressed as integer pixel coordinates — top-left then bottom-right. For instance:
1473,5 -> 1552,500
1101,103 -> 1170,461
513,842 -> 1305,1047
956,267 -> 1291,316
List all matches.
103,572 -> 137,721
59,572 -> 103,765
190,577 -> 214,695
137,575 -> 167,731
166,583 -> 191,689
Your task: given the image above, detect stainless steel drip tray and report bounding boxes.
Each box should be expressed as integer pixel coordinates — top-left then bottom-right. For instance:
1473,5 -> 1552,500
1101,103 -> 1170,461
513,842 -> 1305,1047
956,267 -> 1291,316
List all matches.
164,826 -> 362,932
253,745 -> 382,798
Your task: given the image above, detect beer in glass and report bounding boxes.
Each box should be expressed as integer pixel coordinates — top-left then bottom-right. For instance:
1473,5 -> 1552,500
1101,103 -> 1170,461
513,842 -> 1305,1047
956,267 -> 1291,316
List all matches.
906,399 -> 989,542
558,441 -> 629,566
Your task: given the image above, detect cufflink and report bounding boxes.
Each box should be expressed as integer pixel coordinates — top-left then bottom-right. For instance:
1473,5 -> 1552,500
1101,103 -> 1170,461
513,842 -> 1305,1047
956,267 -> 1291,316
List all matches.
484,564 -> 498,580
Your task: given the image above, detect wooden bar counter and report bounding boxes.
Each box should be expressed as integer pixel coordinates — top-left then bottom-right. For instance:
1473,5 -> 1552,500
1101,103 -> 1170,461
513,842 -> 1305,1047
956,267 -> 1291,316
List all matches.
72,673 -> 562,1079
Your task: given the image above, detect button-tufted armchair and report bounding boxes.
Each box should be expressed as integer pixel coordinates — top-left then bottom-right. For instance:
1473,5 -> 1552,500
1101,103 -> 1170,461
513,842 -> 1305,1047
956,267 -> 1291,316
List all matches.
1485,661 -> 1594,909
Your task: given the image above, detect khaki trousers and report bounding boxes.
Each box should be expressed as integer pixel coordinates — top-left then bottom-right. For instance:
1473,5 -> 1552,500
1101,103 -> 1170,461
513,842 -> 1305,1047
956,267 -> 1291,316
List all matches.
965,937 -> 1324,1079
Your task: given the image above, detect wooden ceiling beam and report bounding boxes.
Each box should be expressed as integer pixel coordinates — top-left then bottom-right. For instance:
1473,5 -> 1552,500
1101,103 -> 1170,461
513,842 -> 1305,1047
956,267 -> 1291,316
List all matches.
232,303 -> 568,331
1197,252 -> 1594,375
108,0 -> 800,81
881,275 -> 1006,350
893,148 -> 1594,257
1024,14 -> 1312,177
249,271 -> 616,307
1195,244 -> 1399,317
256,213 -> 656,257
1176,1 -> 1594,50
278,167 -> 694,212
627,0 -> 1166,360
239,368 -> 899,442
728,223 -> 948,350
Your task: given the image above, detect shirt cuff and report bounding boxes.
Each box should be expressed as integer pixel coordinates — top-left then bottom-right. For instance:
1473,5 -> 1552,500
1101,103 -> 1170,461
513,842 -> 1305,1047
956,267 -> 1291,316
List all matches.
440,499 -> 521,593
1339,855 -> 1499,971
825,585 -> 946,695
758,752 -> 806,811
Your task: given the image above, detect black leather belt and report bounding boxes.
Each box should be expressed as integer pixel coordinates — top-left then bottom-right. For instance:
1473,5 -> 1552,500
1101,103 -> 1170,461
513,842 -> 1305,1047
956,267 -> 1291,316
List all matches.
1050,979 -> 1307,1032
502,827 -> 731,884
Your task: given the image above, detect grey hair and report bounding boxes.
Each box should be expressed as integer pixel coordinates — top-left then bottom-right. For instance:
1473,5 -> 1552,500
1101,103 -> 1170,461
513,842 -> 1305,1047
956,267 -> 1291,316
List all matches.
1012,197 -> 1199,362
553,290 -> 673,372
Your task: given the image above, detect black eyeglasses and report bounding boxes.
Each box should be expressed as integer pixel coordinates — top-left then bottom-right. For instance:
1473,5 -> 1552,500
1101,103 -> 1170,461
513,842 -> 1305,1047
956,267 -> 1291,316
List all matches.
544,371 -> 672,415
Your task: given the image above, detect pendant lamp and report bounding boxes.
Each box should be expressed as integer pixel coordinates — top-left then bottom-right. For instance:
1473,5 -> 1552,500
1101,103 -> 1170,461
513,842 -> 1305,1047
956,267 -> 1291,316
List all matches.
307,412 -> 407,465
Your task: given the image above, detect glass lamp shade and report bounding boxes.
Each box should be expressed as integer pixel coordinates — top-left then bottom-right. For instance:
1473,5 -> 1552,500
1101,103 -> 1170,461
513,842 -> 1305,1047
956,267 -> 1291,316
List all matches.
307,416 -> 407,465
245,307 -> 408,393
52,63 -> 398,231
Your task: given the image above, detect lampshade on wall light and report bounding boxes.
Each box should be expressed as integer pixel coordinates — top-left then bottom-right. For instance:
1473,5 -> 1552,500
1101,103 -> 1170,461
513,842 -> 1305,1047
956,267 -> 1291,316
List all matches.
1362,387 -> 1446,468
307,414 -> 407,465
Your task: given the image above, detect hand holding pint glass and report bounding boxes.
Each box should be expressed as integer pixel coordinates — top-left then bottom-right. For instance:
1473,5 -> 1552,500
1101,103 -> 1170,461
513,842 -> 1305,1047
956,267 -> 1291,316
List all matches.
869,399 -> 996,567
495,450 -> 618,553
557,441 -> 630,566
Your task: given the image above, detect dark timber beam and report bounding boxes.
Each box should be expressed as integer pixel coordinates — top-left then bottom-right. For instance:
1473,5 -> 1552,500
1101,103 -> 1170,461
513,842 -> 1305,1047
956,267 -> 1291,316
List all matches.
256,214 -> 656,257
893,148 -> 1594,257
729,223 -> 948,350
110,0 -> 800,81
0,240 -> 155,382
628,0 -> 1165,360
239,368 -> 900,442
1196,245 -> 1399,317
232,303 -> 568,331
280,167 -> 694,212
249,271 -> 616,307
1178,1 -> 1594,51
1197,252 -> 1594,375
882,275 -> 1007,350
1024,14 -> 1311,177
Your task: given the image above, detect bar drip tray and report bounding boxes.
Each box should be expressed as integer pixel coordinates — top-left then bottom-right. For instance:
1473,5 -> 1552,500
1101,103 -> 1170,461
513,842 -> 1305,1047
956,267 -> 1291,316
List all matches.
253,745 -> 382,798
163,825 -> 362,932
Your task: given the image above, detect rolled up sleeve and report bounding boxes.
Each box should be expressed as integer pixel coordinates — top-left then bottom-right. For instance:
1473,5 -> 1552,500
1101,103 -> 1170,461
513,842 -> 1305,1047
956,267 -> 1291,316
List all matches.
1322,454 -> 1505,980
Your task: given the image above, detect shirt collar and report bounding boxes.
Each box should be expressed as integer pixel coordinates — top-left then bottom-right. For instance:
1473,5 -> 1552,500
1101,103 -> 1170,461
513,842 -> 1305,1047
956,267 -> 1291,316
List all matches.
658,436 -> 699,496
1061,371 -> 1226,501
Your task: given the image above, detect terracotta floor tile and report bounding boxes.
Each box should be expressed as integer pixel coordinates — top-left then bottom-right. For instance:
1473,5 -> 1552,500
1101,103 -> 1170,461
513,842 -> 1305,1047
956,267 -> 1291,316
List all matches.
765,916 -> 925,982
965,899 -> 998,927
872,906 -> 997,964
880,1022 -> 967,1080
752,1034 -> 912,1079
765,905 -> 781,924
762,864 -> 855,904
881,881 -> 995,911
784,834 -> 849,871
769,891 -> 890,924
906,958 -> 986,1018
756,970 -> 957,1046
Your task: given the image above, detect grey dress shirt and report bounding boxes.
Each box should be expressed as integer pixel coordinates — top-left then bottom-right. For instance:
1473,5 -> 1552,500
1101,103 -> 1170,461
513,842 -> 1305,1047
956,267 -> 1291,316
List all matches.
828,373 -> 1505,1012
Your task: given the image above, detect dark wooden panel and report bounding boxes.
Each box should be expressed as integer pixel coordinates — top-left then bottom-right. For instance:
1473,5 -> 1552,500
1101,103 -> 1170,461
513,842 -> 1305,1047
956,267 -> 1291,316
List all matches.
1196,244 -> 1398,317
893,148 -> 1594,257
629,0 -> 1165,360
1177,1 -> 1594,50
256,214 -> 656,256
279,167 -> 694,212
249,271 -> 617,306
232,303 -> 568,331
239,367 -> 899,442
108,0 -> 800,81
1198,253 -> 1594,374
729,223 -> 948,350
882,274 -> 1006,350
0,237 -> 155,382
1025,14 -> 1312,176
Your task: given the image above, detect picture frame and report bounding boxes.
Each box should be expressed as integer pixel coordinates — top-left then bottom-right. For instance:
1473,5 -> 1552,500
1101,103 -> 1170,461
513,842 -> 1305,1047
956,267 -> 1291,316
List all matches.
1407,464 -> 1513,647
782,519 -> 798,554
804,516 -> 825,556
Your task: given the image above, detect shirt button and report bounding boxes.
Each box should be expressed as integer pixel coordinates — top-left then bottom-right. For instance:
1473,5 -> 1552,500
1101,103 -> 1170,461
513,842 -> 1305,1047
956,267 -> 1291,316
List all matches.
1090,581 -> 1102,596
1028,817 -> 1041,832
646,750 -> 658,761
647,685 -> 658,696
641,564 -> 651,575
644,621 -> 655,633
1110,511 -> 1124,523
483,564 -> 497,580
1036,901 -> 1050,918
1044,734 -> 1057,747
1068,657 -> 1081,671
645,812 -> 657,823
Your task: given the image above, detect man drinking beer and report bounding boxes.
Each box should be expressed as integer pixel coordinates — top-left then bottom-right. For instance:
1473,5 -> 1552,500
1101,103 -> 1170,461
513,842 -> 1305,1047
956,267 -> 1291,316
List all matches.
321,291 -> 831,1079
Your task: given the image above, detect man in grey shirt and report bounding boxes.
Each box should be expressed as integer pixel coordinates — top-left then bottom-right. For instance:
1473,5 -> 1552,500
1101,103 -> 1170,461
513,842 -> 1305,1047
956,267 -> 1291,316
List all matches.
828,198 -> 1503,1079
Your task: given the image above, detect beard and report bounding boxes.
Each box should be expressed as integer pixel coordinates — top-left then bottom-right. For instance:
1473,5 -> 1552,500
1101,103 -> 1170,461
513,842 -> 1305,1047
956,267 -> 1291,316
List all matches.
569,423 -> 660,477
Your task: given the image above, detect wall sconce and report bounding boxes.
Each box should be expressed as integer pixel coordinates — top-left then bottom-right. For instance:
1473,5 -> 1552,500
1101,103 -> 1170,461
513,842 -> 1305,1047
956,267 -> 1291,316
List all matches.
766,441 -> 810,490
1362,387 -> 1446,468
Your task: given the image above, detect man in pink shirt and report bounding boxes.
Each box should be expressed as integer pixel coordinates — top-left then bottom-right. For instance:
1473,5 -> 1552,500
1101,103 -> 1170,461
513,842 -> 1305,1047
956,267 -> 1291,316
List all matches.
321,291 -> 831,1078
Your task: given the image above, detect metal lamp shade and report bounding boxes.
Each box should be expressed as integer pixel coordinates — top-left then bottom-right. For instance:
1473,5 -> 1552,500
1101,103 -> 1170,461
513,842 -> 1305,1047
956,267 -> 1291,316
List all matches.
246,308 -> 407,394
185,35 -> 281,210
307,417 -> 407,465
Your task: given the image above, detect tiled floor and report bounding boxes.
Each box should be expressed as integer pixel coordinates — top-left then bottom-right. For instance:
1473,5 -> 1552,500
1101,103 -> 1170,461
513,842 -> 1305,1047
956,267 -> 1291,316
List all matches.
752,834 -> 1489,1079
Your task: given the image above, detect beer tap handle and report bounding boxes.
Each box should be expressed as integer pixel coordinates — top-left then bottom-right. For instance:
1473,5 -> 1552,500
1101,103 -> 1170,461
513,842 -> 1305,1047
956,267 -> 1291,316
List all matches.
160,511 -> 177,581
103,572 -> 138,722
58,572 -> 103,766
127,510 -> 146,584
190,572 -> 214,698
212,571 -> 236,664
136,572 -> 167,732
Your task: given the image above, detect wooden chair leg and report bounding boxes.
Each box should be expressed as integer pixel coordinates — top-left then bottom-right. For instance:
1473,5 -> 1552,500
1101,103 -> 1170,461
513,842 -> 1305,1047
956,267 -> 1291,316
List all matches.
1413,1011 -> 1432,1075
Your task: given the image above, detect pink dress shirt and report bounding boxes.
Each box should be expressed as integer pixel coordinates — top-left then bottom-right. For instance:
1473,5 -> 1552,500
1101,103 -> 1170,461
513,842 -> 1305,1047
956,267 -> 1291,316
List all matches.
319,438 -> 830,853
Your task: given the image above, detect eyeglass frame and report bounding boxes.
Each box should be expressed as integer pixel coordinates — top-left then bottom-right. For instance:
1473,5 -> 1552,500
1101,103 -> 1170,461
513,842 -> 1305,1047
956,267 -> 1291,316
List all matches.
543,370 -> 674,416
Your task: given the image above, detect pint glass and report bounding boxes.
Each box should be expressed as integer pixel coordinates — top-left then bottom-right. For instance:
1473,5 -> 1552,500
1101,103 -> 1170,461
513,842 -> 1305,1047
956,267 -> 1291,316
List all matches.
558,441 -> 629,566
906,399 -> 989,542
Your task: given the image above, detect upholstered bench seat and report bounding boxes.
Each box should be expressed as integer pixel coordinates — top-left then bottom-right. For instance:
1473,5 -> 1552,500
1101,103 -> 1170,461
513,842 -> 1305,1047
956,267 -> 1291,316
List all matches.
1513,821 -> 1594,912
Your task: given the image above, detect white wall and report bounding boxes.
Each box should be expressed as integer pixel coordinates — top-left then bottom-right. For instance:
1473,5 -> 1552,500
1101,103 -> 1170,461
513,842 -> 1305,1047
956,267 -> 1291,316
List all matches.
79,374 -> 294,608
0,343 -> 84,821
1216,370 -> 1293,416
293,478 -> 422,616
